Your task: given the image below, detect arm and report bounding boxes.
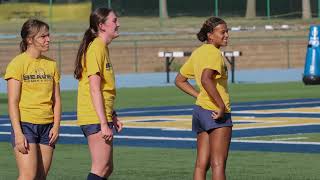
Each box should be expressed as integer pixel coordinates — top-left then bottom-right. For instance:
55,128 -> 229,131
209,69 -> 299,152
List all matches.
201,68 -> 226,119
7,79 -> 28,153
175,73 -> 199,98
88,74 -> 113,141
49,82 -> 61,145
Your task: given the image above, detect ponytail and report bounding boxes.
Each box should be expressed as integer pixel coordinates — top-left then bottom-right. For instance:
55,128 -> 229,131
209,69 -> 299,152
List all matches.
74,7 -> 113,79
20,39 -> 28,52
74,28 -> 96,79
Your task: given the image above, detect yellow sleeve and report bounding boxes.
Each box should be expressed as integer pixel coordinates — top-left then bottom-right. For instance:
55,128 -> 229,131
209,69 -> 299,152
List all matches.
54,62 -> 60,83
4,59 -> 23,81
85,47 -> 104,77
180,57 -> 194,79
201,51 -> 223,79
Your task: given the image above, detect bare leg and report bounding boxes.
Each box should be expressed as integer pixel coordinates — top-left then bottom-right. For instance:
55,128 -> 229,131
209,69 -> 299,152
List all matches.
36,144 -> 54,180
87,132 -> 113,178
14,144 -> 38,180
209,127 -> 232,180
193,132 -> 210,180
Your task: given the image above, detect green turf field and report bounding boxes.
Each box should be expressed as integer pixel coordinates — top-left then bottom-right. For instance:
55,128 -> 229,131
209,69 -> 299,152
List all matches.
1,82 -> 320,179
1,81 -> 320,115
0,142 -> 319,180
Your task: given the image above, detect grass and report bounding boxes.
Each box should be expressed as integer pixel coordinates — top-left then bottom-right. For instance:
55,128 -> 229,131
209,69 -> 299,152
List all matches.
1,142 -> 319,180
1,82 -> 320,179
0,2 -> 90,22
0,2 -> 319,40
1,81 -> 320,115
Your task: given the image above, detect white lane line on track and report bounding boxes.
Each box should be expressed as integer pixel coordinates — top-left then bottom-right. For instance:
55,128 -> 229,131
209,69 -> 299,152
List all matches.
118,102 -> 320,114
1,123 -> 320,130
62,101 -> 320,116
59,134 -> 197,140
0,132 -> 320,145
56,134 -> 320,145
1,132 -> 320,145
118,108 -> 193,115
0,132 -> 10,135
0,102 -> 319,120
234,123 -> 320,130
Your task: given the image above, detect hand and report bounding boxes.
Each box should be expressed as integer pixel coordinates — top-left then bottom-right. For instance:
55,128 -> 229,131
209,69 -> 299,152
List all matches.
112,115 -> 123,133
211,108 -> 225,120
15,133 -> 28,154
49,125 -> 60,145
100,123 -> 113,141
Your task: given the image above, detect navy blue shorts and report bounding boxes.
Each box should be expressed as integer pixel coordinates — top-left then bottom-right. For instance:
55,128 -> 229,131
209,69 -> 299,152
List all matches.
11,122 -> 55,148
80,123 -> 114,137
192,105 -> 233,133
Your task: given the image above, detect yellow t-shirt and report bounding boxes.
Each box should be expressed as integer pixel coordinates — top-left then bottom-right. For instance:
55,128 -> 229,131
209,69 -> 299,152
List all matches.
180,44 -> 231,112
4,52 -> 60,124
77,37 -> 116,125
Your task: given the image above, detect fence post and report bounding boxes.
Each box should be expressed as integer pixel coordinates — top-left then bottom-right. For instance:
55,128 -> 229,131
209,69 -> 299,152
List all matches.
49,0 -> 53,31
318,0 -> 320,18
214,0 -> 218,16
286,39 -> 290,69
134,40 -> 138,73
58,41 -> 62,73
266,0 -> 270,19
159,0 -> 163,28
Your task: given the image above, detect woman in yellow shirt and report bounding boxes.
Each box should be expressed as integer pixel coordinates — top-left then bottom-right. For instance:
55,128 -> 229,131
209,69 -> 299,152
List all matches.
175,17 -> 232,180
74,8 -> 123,180
5,19 -> 61,180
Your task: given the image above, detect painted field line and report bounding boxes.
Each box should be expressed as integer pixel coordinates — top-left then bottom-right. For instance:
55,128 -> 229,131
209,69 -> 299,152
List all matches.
2,132 -> 320,145
272,137 -> 308,141
232,111 -> 320,114
61,101 -> 320,115
118,108 -> 193,115
232,139 -> 320,145
0,132 -> 10,135
234,101 -> 320,107
59,133 -> 196,141
234,123 -> 320,130
53,133 -> 320,145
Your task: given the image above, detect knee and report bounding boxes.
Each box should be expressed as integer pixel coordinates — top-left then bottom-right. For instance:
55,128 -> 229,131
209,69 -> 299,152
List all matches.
195,159 -> 210,171
210,159 -> 226,170
92,162 -> 113,177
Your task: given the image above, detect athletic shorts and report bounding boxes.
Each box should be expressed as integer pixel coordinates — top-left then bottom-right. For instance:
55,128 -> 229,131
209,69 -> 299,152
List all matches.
11,122 -> 55,148
80,123 -> 114,137
192,105 -> 233,133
